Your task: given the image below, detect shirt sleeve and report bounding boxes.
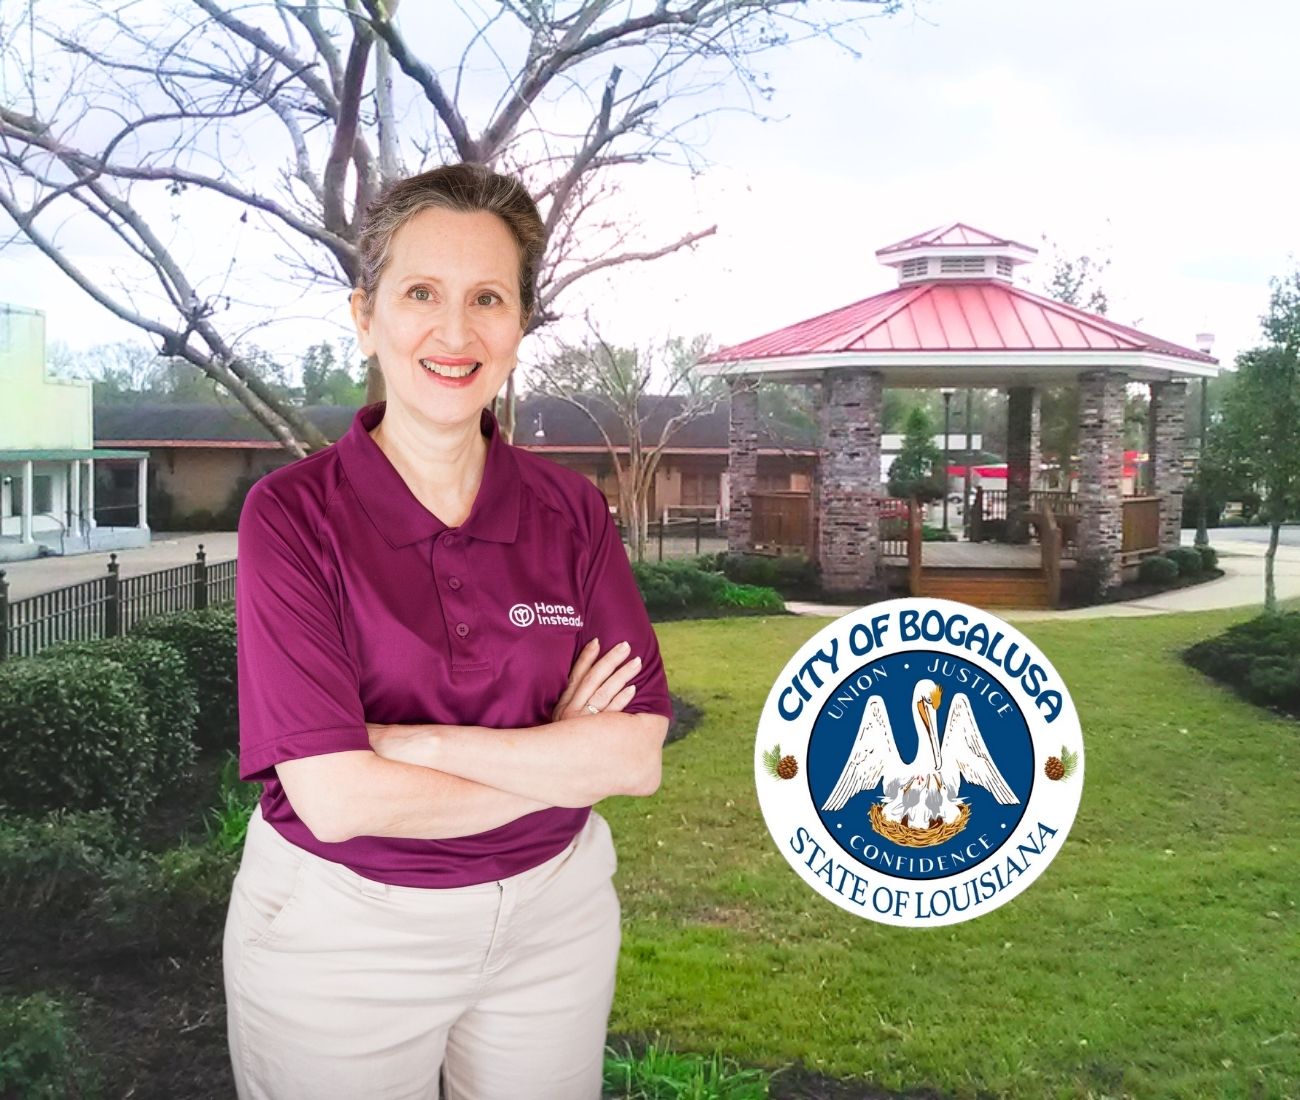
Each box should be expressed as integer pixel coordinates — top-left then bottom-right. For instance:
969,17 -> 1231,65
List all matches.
575,490 -> 673,723
235,482 -> 370,783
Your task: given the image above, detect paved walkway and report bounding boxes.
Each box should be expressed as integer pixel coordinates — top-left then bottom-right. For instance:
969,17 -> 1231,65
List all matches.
0,532 -> 239,603
787,528 -> 1300,622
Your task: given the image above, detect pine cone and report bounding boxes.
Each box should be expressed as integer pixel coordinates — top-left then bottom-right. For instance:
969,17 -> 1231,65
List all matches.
1045,756 -> 1065,781
777,755 -> 798,779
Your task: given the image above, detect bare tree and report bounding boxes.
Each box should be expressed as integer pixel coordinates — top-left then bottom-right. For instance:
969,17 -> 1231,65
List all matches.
0,1 -> 899,454
528,326 -> 724,560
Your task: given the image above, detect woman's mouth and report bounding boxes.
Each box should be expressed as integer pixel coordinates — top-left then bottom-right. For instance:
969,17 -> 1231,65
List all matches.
419,358 -> 481,380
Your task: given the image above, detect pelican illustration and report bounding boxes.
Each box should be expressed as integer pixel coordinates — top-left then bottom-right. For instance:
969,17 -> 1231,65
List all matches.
821,679 -> 1018,836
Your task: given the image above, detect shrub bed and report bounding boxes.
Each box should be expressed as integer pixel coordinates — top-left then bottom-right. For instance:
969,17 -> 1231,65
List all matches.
129,606 -> 238,750
1166,546 -> 1205,576
36,636 -> 199,791
1138,554 -> 1179,584
632,560 -> 783,616
0,654 -> 157,824
1184,611 -> 1300,719
0,993 -> 102,1099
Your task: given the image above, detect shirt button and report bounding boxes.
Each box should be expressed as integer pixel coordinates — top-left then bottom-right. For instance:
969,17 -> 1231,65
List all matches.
443,534 -> 457,547
455,622 -> 470,638
448,576 -> 462,590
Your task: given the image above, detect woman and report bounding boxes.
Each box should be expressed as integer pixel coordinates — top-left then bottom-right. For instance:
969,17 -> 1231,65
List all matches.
223,163 -> 673,1099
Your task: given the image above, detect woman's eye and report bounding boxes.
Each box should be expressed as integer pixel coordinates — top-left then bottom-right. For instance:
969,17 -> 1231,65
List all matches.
476,292 -> 501,307
410,287 -> 432,301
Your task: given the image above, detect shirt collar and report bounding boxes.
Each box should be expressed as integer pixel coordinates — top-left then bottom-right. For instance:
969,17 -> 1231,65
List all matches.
337,400 -> 521,548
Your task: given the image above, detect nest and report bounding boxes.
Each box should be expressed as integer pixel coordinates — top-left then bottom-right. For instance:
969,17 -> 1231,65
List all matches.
870,802 -> 971,848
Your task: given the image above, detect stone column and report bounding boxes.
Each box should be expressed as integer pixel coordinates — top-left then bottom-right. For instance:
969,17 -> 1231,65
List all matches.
20,460 -> 33,544
1075,370 -> 1127,595
726,379 -> 760,553
68,459 -> 81,539
1005,386 -> 1038,542
1149,379 -> 1187,552
818,369 -> 884,593
83,460 -> 96,530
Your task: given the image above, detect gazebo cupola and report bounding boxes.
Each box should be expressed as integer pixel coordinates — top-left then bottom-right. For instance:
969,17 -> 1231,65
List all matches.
876,222 -> 1038,286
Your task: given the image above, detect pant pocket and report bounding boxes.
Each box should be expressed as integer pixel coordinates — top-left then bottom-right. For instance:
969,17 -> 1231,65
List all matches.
232,827 -> 313,951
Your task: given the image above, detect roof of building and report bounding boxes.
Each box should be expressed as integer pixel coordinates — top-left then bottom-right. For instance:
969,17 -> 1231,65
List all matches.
875,222 -> 1034,255
703,280 -> 1217,366
93,394 -> 819,451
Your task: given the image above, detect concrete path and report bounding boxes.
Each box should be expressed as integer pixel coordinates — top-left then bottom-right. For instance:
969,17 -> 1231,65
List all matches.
786,527 -> 1300,622
0,532 -> 239,603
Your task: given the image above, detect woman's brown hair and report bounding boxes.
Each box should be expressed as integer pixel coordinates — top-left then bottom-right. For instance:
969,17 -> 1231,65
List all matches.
353,163 -> 545,327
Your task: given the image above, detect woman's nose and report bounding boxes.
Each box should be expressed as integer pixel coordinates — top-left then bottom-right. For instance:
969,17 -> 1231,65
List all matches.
435,302 -> 472,351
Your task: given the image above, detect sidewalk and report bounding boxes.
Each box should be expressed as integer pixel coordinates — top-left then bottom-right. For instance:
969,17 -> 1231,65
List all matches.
786,531 -> 1300,622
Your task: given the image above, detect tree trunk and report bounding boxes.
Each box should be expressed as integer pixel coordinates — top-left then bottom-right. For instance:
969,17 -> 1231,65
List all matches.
1265,520 -> 1280,613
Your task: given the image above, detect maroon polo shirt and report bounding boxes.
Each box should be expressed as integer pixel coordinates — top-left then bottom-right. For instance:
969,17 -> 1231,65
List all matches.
235,399 -> 672,887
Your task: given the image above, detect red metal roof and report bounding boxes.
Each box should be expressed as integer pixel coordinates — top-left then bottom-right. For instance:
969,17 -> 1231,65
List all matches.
876,222 -> 1033,255
705,280 -> 1216,365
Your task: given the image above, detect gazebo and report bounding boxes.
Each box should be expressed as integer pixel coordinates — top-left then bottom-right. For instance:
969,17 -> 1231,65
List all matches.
698,224 -> 1221,607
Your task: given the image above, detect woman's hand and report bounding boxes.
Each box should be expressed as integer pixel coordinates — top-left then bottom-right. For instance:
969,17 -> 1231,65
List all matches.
551,638 -> 640,723
367,721 -> 431,766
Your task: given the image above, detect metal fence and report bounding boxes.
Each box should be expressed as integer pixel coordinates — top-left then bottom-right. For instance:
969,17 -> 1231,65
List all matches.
619,516 -> 728,562
0,545 -> 235,661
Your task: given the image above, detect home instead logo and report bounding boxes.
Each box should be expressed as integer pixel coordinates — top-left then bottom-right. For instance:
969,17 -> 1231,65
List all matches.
508,602 -> 584,628
755,598 -> 1083,928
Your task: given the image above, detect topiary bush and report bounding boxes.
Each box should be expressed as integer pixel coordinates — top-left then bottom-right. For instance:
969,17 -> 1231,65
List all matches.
0,993 -> 102,1100
0,654 -> 157,823
716,581 -> 785,611
36,636 -> 199,790
129,606 -> 237,750
1138,555 -> 1179,584
1166,546 -> 1204,576
1197,544 -> 1219,571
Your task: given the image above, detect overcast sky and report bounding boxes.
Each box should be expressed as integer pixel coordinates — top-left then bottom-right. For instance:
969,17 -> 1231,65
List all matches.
2,0 -> 1297,379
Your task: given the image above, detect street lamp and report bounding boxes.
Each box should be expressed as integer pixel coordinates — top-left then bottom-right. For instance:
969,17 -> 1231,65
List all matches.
1195,332 -> 1214,548
940,387 -> 956,532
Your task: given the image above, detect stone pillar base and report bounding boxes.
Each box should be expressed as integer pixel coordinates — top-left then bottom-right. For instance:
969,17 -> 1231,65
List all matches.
818,488 -> 881,593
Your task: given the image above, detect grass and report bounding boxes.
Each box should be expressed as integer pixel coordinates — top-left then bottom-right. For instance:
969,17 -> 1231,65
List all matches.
603,1035 -> 770,1098
600,600 -> 1300,1100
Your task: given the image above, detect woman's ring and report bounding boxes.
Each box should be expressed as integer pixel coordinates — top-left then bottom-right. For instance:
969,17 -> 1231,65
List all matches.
585,703 -> 600,715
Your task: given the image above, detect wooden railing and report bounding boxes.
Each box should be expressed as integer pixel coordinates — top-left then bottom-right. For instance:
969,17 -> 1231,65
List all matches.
1121,496 -> 1161,554
878,497 -> 910,558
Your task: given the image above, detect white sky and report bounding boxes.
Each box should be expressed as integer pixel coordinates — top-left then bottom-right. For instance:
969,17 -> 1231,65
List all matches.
2,0 -> 1297,378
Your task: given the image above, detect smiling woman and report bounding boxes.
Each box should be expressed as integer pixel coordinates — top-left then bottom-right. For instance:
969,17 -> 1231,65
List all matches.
223,163 -> 672,1100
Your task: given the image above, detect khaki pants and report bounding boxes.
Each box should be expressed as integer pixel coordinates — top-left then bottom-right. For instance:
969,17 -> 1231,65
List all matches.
223,804 -> 621,1099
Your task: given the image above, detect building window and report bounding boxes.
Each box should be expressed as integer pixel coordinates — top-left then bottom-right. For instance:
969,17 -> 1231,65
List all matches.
996,257 -> 1015,279
900,258 -> 929,280
32,474 -> 53,515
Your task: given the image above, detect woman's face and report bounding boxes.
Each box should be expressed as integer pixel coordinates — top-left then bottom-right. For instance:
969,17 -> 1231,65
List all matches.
351,206 -> 525,430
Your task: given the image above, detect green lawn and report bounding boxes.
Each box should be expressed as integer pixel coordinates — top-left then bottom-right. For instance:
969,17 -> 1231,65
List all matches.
602,602 -> 1300,1100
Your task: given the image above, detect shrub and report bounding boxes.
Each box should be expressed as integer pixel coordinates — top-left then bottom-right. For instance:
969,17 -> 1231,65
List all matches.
921,524 -> 957,542
1138,555 -> 1179,584
94,840 -> 239,955
1197,544 -> 1219,571
0,994 -> 102,1100
1166,546 -> 1204,576
632,560 -> 782,615
36,636 -> 199,789
716,581 -> 784,611
0,654 -> 156,823
1185,612 -> 1300,716
129,606 -> 237,750
0,810 -> 123,920
702,552 -> 818,594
